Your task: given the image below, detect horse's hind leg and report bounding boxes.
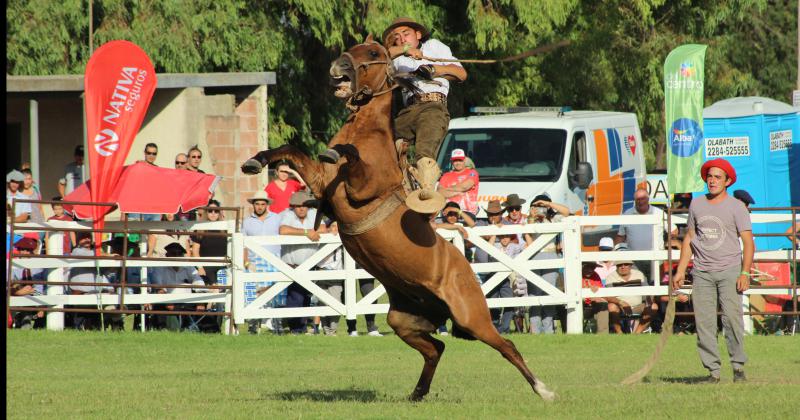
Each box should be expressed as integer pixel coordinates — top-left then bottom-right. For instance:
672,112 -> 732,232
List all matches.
446,285 -> 557,401
386,307 -> 444,401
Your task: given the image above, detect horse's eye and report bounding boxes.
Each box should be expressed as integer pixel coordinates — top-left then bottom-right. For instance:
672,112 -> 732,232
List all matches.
369,50 -> 379,58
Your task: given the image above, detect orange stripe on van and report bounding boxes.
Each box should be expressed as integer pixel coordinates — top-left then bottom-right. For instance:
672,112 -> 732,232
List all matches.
591,129 -> 622,216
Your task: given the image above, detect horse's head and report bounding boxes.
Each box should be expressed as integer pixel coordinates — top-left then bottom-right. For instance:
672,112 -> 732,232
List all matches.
330,34 -> 393,100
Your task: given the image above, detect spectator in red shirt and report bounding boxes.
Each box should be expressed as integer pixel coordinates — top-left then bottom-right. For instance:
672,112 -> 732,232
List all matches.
264,162 -> 307,214
582,261 -> 609,334
438,148 -> 479,214
45,197 -> 75,254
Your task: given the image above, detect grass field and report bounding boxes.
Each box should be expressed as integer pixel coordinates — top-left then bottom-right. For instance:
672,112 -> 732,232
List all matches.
7,329 -> 799,419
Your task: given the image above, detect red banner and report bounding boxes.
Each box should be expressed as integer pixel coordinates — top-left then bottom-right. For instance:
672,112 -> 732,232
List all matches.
84,40 -> 157,250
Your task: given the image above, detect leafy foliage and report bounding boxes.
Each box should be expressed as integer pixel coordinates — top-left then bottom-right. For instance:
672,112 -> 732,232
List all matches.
7,0 -> 797,168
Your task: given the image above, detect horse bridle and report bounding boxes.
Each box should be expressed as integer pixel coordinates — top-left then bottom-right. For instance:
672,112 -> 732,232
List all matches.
338,41 -> 397,107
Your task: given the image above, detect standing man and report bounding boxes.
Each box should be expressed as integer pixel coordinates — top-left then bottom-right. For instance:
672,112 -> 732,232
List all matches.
142,143 -> 159,166
174,153 -> 188,169
616,188 -> 670,279
438,148 -> 480,215
279,191 -> 327,334
673,158 -> 754,383
186,146 -> 205,173
242,191 -> 283,334
6,170 -> 31,223
58,145 -> 85,197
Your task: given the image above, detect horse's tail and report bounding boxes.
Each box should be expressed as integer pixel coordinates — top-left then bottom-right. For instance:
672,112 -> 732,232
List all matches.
450,322 -> 477,340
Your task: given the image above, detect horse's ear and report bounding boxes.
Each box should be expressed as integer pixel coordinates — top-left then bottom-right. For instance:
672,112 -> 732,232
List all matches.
365,34 -> 374,43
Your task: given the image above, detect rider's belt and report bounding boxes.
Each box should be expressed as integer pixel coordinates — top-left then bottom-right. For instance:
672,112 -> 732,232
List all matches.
408,92 -> 447,106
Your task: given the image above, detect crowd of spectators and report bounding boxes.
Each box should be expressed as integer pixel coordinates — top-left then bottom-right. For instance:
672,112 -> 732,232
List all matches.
7,143 -> 795,336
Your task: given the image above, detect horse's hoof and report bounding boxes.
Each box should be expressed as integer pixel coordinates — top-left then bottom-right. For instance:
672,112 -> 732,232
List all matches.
241,159 -> 263,174
534,382 -> 557,402
319,149 -> 340,164
408,392 -> 425,402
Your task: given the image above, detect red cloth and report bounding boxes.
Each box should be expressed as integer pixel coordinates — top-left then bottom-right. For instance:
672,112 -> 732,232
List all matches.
439,168 -> 480,214
701,158 -> 737,185
265,179 -> 303,214
582,272 -> 603,306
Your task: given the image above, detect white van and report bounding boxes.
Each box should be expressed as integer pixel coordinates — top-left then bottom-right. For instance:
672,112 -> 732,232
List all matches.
437,107 -> 647,241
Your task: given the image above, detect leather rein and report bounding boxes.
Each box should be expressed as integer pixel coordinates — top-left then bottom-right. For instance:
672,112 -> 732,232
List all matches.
339,42 -> 399,111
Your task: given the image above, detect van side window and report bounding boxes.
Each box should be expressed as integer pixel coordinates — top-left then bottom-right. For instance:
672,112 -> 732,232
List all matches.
568,131 -> 586,188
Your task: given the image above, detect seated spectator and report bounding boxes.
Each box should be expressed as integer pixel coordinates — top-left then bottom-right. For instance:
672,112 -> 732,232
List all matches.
9,237 -> 46,329
604,259 -> 656,334
474,200 -> 515,333
148,242 -> 205,331
594,237 -> 616,283
68,232 -> 116,329
581,262 -> 609,334
279,191 -> 328,335
45,197 -> 76,254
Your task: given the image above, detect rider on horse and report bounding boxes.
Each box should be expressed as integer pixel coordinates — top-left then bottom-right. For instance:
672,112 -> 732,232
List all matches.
320,17 -> 467,215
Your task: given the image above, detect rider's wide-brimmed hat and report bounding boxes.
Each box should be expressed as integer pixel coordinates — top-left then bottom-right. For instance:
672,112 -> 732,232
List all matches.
382,17 -> 430,46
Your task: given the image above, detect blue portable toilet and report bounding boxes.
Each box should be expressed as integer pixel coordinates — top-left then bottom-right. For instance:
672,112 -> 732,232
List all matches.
700,97 -> 800,251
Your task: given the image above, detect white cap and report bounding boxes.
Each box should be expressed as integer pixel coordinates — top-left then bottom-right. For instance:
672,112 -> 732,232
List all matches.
450,148 -> 466,160
599,237 -> 614,250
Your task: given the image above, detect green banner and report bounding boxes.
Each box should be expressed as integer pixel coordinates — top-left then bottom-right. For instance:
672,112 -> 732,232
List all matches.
664,44 -> 707,194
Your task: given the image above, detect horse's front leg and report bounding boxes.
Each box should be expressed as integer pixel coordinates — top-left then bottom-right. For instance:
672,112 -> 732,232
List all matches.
241,144 -> 327,197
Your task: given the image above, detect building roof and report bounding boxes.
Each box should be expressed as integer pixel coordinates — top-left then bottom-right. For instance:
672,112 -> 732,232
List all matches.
703,96 -> 797,119
6,72 -> 276,92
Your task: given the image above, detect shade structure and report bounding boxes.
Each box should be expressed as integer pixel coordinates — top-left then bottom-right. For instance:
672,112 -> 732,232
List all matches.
63,162 -> 221,220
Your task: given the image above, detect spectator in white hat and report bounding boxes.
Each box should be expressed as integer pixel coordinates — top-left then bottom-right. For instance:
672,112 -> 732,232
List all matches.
438,148 -> 480,215
594,237 -> 616,283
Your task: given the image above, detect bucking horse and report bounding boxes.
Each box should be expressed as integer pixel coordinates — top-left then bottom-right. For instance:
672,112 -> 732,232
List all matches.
241,36 -> 556,402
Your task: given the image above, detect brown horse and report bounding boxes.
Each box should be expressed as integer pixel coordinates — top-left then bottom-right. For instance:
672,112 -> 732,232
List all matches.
241,36 -> 555,402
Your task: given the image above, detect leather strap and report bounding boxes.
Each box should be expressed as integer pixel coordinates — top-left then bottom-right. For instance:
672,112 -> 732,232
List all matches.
339,188 -> 405,236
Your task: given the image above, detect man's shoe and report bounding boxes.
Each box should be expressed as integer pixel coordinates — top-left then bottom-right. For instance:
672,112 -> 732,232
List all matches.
704,374 -> 721,384
733,369 -> 747,383
319,148 -> 340,164
367,330 -> 383,337
349,331 -> 359,337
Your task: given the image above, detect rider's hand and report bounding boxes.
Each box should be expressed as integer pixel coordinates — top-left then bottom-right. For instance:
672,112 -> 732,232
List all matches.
405,47 -> 422,59
414,65 -> 436,80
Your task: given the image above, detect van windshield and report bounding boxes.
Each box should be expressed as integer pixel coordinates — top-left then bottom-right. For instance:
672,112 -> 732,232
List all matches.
438,128 -> 567,182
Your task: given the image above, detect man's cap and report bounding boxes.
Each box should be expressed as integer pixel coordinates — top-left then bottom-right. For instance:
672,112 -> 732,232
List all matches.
247,190 -> 273,204
76,231 -> 93,243
613,242 -> 629,251
583,261 -> 601,268
501,194 -> 526,208
14,237 -> 38,251
701,158 -> 737,186
6,170 -> 24,183
733,189 -> 755,205
450,148 -> 466,161
289,191 -> 315,207
382,17 -> 430,46
615,259 -> 635,265
74,145 -> 84,156
599,237 -> 614,251
164,242 -> 187,255
483,200 -> 503,214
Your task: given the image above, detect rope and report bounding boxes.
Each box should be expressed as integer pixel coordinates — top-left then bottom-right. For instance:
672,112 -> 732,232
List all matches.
419,39 -> 571,64
621,295 -> 676,385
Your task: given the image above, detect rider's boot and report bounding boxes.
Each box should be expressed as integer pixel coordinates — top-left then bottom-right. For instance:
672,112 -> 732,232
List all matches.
319,148 -> 340,164
405,157 -> 446,214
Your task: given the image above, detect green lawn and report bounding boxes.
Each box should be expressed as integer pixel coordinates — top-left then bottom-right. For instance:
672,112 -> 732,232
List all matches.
7,330 -> 799,419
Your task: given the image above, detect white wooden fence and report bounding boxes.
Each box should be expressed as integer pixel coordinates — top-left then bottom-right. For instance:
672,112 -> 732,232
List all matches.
9,213 -> 798,334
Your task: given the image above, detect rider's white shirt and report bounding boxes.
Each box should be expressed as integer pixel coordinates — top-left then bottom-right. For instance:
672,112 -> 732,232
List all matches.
392,38 -> 462,103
